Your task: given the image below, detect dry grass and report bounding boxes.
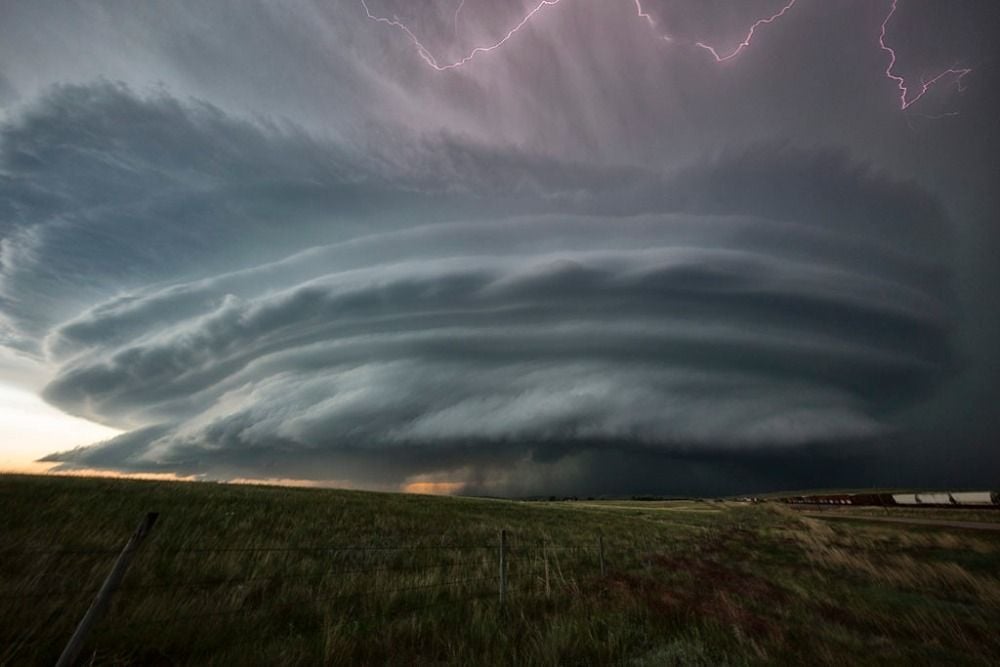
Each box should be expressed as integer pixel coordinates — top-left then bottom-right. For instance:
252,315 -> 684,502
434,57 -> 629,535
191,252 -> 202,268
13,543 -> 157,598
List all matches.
792,516 -> 1000,604
1,475 -> 999,665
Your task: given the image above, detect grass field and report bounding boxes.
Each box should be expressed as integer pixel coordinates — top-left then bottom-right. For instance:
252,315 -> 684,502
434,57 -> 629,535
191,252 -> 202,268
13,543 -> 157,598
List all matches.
801,504 -> 1000,525
1,475 -> 999,665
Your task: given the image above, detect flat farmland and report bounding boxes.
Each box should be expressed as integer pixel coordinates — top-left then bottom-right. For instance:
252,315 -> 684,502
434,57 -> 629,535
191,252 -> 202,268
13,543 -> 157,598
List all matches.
1,475 -> 998,665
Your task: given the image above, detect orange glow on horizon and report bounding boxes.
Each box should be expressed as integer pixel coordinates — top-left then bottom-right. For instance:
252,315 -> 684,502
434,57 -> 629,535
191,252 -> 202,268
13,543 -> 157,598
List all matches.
402,481 -> 466,495
0,465 -> 461,496
0,462 -> 201,483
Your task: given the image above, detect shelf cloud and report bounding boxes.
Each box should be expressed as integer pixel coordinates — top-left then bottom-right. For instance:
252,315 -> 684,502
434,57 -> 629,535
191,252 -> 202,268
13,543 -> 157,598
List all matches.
1,83 -> 951,492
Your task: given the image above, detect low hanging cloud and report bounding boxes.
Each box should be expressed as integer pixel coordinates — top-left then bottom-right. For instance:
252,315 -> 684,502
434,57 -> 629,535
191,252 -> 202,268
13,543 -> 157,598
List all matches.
0,82 -> 954,492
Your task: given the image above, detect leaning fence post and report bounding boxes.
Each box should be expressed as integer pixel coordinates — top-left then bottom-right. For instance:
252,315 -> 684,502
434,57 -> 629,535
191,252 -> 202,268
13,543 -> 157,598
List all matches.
498,529 -> 508,606
543,540 -> 551,598
56,512 -> 159,667
598,535 -> 606,577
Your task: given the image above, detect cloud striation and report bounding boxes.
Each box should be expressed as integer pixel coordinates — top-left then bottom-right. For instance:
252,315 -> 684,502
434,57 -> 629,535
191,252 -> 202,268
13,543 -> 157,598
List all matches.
0,82 -> 954,493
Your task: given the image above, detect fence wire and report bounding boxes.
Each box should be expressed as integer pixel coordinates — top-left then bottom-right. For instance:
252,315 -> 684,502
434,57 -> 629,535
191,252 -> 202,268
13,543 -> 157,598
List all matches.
0,527 -> 626,664
115,576 -> 497,628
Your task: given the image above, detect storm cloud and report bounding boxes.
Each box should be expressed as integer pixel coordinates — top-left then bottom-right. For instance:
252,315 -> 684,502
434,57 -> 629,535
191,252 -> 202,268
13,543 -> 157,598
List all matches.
0,83 -> 950,491
1,1 -> 996,495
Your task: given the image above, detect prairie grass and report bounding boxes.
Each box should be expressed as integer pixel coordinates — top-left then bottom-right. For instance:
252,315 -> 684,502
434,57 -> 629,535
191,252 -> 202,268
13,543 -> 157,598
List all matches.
1,475 -> 998,665
826,505 -> 1000,525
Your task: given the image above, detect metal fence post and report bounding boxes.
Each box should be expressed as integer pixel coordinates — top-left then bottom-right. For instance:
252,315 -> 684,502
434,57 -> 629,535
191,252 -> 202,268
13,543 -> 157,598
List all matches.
56,512 -> 159,667
498,529 -> 508,606
598,535 -> 606,577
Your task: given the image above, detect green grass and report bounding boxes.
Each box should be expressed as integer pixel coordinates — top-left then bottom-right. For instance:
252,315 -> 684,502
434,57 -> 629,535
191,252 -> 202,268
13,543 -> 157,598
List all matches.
1,474 -> 999,665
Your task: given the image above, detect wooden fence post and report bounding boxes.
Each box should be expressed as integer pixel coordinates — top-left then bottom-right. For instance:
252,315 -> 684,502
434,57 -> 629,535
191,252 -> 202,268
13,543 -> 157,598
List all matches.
55,512 -> 159,667
498,529 -> 508,606
543,540 -> 551,598
598,535 -> 606,577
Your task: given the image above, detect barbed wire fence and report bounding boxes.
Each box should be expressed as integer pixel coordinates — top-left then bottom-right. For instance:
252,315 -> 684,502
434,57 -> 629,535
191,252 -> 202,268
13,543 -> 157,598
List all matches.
0,514 -> 628,665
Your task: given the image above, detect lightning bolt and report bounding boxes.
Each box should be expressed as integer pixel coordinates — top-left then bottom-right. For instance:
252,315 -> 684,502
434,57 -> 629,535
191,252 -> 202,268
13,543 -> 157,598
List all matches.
360,0 -> 564,71
632,0 -> 656,30
632,0 -> 674,42
363,0 -> 972,111
878,0 -> 971,110
692,0 -> 799,62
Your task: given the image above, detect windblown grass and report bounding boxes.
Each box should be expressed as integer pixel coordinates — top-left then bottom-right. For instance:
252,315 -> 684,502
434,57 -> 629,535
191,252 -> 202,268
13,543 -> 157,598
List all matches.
1,475 -> 998,665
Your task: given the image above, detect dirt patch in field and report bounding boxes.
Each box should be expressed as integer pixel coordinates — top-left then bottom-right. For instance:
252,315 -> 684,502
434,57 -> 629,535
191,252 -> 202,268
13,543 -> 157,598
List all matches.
606,553 -> 789,642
